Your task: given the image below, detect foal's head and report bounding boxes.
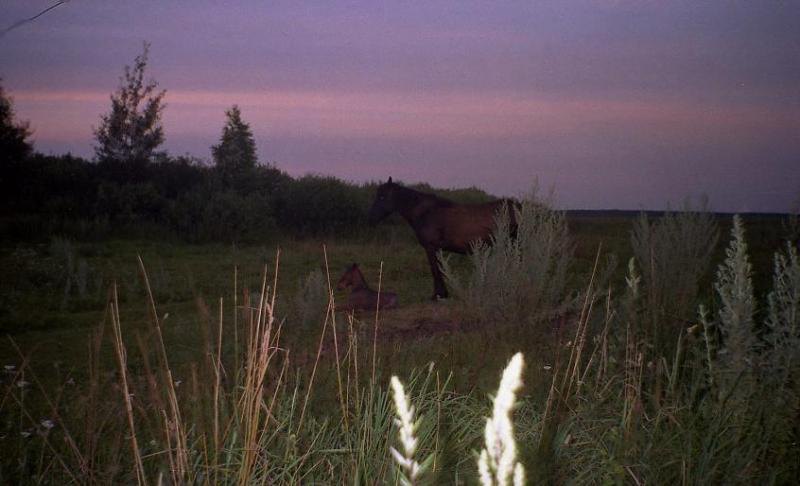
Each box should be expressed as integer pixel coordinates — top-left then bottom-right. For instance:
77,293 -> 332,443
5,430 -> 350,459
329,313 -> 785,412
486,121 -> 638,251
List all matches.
336,263 -> 367,290
368,177 -> 400,225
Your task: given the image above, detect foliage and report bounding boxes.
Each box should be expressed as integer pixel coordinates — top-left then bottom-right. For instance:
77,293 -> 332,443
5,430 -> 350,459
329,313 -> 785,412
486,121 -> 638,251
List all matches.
630,203 -> 719,354
0,151 -> 387,242
275,174 -> 372,236
536,215 -> 800,485
212,105 -> 258,188
440,193 -> 573,326
93,43 -> 166,173
711,216 -> 757,396
292,268 -> 328,329
0,79 -> 32,165
169,187 -> 278,242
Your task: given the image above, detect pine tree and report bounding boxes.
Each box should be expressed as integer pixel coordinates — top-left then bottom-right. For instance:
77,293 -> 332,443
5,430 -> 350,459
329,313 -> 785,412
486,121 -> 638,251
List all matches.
94,43 -> 165,170
212,105 -> 258,187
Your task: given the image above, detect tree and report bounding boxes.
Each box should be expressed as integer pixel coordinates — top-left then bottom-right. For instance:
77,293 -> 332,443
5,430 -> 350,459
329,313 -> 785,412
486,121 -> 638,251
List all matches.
0,80 -> 32,165
94,43 -> 166,170
212,105 -> 258,187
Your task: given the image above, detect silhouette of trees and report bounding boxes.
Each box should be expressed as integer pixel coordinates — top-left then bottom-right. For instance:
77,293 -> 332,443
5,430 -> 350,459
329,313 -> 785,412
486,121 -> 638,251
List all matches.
0,80 -> 32,166
212,105 -> 258,187
94,43 -> 165,176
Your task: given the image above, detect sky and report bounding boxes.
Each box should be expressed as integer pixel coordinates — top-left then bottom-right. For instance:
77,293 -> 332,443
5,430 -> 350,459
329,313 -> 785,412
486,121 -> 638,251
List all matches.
1,0 -> 798,212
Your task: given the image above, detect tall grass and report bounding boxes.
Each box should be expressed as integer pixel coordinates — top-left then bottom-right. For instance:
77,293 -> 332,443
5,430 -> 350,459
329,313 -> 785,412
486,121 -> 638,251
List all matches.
630,203 -> 719,356
291,268 -> 327,329
537,215 -> 800,484
2,214 -> 799,484
0,253 -> 512,483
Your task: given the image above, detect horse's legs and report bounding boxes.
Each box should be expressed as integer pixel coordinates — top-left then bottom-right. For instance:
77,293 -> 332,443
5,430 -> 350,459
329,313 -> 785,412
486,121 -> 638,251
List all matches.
425,247 -> 449,300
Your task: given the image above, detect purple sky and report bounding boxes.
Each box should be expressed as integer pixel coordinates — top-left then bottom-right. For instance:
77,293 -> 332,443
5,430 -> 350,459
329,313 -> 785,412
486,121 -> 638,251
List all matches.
1,1 -> 798,211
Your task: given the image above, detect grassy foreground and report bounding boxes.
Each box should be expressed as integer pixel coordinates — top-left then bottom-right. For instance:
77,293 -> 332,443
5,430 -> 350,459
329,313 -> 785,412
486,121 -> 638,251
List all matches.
0,211 -> 796,484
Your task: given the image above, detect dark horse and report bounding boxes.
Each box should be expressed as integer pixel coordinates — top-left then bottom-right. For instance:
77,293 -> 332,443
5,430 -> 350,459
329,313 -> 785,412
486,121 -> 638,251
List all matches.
368,177 -> 516,299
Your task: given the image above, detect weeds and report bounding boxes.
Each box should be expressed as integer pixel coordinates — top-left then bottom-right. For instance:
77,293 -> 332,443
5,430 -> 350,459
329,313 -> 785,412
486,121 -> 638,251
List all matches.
440,192 -> 573,327
2,214 -> 799,484
630,203 -> 719,356
292,268 -> 327,330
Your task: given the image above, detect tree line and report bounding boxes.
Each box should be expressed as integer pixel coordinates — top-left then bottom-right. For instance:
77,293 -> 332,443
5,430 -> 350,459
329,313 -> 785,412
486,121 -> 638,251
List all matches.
1,44 -> 492,243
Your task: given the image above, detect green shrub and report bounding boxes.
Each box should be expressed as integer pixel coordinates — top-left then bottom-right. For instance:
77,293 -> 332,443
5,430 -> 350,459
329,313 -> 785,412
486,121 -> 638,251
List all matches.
440,194 -> 573,326
630,203 -> 718,355
540,215 -> 800,485
170,187 -> 278,242
275,175 -> 371,236
94,181 -> 167,225
292,268 -> 328,329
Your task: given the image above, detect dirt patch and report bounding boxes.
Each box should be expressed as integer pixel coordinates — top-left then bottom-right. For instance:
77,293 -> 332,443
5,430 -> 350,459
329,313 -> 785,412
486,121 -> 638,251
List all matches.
288,301 -> 470,367
358,301 -> 467,341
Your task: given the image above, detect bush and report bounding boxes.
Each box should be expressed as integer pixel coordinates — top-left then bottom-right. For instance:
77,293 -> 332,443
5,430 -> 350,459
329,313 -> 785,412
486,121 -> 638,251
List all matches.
630,203 -> 719,355
94,181 -> 167,226
275,175 -> 371,236
291,268 -> 329,330
537,216 -> 800,484
169,187 -> 277,243
440,193 -> 573,326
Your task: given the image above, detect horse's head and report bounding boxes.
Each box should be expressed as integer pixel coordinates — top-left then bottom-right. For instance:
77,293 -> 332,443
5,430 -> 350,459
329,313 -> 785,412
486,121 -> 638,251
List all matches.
368,177 -> 398,225
336,263 -> 361,290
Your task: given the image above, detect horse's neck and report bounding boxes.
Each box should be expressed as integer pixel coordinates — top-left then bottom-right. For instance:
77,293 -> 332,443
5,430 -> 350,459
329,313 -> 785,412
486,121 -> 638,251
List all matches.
395,186 -> 445,223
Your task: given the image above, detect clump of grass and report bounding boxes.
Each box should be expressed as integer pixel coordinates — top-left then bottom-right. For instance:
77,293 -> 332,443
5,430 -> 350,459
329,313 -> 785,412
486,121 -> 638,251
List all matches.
630,201 -> 718,355
440,192 -> 573,327
782,198 -> 799,244
292,267 -> 327,329
710,216 -> 757,398
47,237 -> 97,308
765,241 -> 800,374
529,215 -> 800,484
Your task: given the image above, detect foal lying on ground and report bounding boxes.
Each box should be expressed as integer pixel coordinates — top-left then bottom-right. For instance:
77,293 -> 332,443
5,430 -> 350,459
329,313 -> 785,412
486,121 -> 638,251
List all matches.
336,263 -> 398,312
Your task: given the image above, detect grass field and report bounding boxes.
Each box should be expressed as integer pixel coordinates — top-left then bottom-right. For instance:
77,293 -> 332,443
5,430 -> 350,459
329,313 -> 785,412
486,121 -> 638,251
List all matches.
0,211 -> 795,484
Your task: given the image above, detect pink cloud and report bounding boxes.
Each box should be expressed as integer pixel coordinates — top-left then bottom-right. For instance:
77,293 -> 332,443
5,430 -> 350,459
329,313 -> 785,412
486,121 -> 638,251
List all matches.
13,88 -> 797,148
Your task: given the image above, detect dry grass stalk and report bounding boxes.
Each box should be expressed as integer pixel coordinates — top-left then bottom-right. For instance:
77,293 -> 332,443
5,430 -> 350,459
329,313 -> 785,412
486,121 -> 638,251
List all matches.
5,338 -> 82,484
137,255 -> 188,480
237,251 -> 281,484
561,244 -> 602,399
372,261 -> 384,387
296,272 -> 332,437
109,283 -> 147,486
323,244 -> 348,432
212,296 -> 224,484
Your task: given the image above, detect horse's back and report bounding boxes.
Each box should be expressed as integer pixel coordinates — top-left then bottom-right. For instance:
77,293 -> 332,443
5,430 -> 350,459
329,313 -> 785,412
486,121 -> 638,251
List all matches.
432,200 -> 507,252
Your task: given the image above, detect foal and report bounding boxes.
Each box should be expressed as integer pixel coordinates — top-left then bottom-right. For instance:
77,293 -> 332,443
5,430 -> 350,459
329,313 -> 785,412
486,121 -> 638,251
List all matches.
336,263 -> 398,312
